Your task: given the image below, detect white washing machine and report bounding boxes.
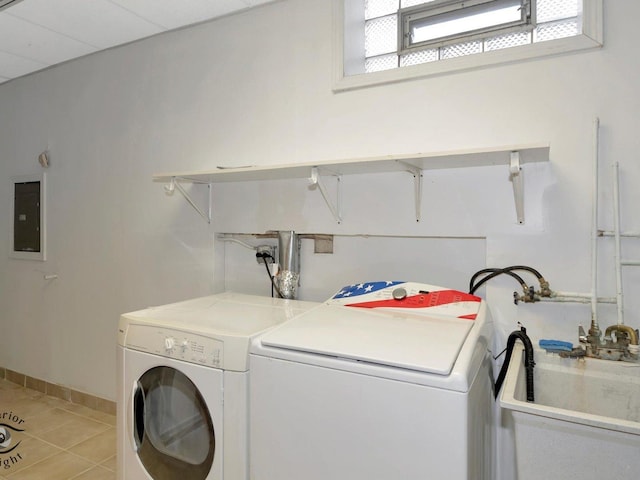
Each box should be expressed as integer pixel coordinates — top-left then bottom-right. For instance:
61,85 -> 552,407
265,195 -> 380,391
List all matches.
249,282 -> 494,480
117,292 -> 318,480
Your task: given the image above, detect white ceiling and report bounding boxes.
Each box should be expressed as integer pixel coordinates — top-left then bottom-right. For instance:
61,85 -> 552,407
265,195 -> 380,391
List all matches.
0,0 -> 276,85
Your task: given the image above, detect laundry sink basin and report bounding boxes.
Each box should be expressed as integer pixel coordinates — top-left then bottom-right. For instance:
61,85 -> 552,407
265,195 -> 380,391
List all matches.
499,343 -> 640,479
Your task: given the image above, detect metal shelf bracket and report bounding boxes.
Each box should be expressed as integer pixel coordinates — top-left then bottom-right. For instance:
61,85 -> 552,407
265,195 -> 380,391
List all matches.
164,177 -> 212,223
308,167 -> 342,223
397,160 -> 423,222
509,151 -> 525,225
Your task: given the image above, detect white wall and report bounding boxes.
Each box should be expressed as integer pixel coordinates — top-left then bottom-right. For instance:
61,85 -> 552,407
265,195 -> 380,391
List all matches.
0,0 -> 638,438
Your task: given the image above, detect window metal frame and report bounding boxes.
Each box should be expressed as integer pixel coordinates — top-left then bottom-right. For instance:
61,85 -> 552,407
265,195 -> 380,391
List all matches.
399,0 -> 535,53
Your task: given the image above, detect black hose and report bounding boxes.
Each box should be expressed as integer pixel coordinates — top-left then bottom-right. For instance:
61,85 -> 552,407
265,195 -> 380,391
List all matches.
469,268 -> 501,290
469,268 -> 528,295
502,265 -> 544,280
261,256 -> 284,299
494,326 -> 535,402
469,265 -> 547,294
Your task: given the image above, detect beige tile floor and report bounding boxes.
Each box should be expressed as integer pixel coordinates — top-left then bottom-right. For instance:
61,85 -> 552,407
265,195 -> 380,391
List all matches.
0,379 -> 116,480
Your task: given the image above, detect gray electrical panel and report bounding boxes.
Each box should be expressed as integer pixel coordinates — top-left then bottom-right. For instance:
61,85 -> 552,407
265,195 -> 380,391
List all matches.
14,180 -> 41,253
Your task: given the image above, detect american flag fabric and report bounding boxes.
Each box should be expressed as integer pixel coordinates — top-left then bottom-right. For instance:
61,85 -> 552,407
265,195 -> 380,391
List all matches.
331,281 -> 404,299
328,281 -> 482,320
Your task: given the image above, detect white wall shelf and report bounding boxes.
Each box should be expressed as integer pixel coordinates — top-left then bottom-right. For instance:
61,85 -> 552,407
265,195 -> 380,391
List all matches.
153,143 -> 550,224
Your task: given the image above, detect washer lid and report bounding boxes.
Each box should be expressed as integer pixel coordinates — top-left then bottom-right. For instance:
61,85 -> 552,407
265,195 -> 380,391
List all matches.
259,304 -> 475,376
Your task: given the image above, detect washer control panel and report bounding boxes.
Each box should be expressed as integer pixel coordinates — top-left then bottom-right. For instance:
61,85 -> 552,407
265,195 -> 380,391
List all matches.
125,324 -> 223,368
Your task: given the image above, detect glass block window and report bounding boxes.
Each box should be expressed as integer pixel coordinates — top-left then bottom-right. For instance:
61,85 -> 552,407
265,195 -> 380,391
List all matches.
363,0 -> 583,73
365,14 -> 398,57
485,30 -> 531,51
537,0 -> 579,23
400,48 -> 438,66
441,40 -> 484,60
534,18 -> 579,42
365,0 -> 398,19
366,53 -> 399,71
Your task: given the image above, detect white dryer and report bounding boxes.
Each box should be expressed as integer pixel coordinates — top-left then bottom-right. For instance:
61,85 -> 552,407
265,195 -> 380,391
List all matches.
249,282 -> 494,480
117,292 -> 318,480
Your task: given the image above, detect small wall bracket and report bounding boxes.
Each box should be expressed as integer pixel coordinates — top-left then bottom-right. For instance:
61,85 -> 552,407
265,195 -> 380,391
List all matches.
509,151 -> 525,225
397,160 -> 423,222
164,177 -> 212,223
308,167 -> 342,223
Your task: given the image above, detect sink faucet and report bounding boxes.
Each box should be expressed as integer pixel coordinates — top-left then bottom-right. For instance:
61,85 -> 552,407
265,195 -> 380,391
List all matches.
578,320 -> 639,362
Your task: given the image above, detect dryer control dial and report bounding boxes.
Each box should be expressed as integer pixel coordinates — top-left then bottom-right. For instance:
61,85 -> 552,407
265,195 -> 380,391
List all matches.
164,337 -> 176,352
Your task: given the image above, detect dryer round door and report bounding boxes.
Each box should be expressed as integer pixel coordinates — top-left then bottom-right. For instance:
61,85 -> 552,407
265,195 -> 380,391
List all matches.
133,365 -> 216,480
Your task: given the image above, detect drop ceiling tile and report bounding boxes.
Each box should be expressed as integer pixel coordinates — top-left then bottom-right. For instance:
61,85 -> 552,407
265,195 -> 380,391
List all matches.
5,0 -> 164,50
106,0 -> 256,29
0,0 -> 276,85
0,13 -> 96,65
0,50 -> 46,79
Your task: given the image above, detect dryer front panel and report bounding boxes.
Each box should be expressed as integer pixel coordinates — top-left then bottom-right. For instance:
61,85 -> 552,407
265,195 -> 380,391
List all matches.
122,349 -> 223,479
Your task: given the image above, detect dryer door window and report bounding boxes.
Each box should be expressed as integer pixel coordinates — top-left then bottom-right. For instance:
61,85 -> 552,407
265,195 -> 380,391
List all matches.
134,366 -> 215,480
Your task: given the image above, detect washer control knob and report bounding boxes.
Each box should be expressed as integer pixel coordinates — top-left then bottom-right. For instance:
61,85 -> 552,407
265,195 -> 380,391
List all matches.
392,287 -> 407,300
164,337 -> 176,352
180,339 -> 189,352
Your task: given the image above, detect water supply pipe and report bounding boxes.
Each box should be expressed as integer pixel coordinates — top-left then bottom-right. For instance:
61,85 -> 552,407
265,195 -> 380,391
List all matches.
589,118 -> 600,337
612,162 -> 625,325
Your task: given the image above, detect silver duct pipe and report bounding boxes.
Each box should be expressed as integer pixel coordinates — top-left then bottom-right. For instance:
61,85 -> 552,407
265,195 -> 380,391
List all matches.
275,231 -> 300,299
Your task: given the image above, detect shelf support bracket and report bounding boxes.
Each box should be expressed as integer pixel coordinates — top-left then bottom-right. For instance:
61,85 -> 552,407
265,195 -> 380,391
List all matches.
509,151 -> 525,225
164,177 -> 212,223
397,160 -> 423,222
308,167 -> 342,223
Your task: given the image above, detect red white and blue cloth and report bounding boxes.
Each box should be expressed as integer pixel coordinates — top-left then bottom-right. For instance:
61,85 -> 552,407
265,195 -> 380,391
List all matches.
328,281 -> 482,320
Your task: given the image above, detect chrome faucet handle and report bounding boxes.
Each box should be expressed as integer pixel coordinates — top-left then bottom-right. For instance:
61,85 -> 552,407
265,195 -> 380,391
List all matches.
578,325 -> 588,344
